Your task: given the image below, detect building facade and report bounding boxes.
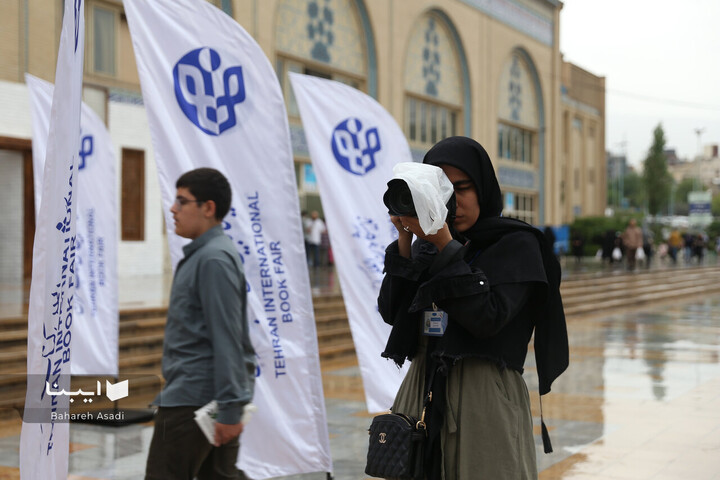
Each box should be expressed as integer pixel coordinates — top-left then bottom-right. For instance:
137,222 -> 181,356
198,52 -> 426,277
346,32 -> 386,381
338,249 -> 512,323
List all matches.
0,0 -> 605,290
668,145 -> 720,192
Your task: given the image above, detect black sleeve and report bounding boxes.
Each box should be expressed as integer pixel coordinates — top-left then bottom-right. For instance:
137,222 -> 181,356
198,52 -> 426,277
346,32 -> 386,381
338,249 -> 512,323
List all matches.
377,240 -> 428,326
436,282 -> 534,338
380,236 -> 539,339
407,235 -> 541,339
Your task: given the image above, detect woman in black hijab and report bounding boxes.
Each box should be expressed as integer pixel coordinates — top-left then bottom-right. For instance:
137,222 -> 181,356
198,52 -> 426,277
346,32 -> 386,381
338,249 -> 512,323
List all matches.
378,136 -> 568,480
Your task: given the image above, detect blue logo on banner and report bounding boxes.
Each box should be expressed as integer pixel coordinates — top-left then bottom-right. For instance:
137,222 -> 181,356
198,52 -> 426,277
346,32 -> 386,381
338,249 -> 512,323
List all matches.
79,134 -> 93,170
331,118 -> 381,175
173,47 -> 246,136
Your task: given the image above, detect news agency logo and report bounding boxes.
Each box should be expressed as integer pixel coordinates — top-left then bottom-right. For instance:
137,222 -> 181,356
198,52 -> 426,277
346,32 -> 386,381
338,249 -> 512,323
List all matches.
330,118 -> 381,176
173,47 -> 246,136
45,378 -> 129,403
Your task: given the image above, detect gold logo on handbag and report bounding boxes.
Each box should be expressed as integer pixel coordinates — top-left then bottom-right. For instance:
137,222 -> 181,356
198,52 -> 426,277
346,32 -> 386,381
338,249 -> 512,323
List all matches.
379,432 -> 387,444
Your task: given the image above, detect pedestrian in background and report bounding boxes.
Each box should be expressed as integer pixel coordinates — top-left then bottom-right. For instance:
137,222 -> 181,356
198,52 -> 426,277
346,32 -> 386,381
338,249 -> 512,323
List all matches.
621,218 -> 643,271
306,210 -> 326,268
602,229 -> 616,265
301,210 -> 312,258
571,231 -> 585,264
668,228 -> 683,265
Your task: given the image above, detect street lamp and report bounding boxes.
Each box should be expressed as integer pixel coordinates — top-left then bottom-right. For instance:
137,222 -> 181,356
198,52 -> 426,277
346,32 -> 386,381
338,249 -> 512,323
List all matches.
616,139 -> 627,209
694,127 -> 704,191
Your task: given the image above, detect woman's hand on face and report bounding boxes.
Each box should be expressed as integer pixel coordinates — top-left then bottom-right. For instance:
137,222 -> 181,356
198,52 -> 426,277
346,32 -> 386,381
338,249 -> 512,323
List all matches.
391,215 -> 413,239
391,215 -> 413,258
396,216 -> 453,252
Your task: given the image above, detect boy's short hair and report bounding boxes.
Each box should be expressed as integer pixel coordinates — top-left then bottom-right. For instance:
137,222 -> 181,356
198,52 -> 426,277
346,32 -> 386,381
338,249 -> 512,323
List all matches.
176,168 -> 231,220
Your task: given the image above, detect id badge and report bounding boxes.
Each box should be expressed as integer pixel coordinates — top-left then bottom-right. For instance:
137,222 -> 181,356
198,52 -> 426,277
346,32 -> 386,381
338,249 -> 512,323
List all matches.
423,305 -> 448,336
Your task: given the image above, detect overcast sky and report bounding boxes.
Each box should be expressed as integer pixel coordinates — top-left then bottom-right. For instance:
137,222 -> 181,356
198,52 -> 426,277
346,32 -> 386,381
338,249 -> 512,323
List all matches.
559,0 -> 720,168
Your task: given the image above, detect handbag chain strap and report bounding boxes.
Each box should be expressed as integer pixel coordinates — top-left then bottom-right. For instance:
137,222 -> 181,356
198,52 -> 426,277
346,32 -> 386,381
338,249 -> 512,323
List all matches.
416,391 -> 431,431
416,364 -> 437,432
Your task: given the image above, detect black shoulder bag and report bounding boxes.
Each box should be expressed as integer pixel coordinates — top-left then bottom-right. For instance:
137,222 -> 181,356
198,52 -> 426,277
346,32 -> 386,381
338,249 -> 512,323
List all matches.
364,385 -> 433,479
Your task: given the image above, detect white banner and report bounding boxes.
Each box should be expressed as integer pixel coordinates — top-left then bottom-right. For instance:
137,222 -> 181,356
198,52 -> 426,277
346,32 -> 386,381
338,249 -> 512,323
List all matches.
19,0 -> 85,479
124,0 -> 331,477
290,73 -> 410,413
26,73 -> 119,377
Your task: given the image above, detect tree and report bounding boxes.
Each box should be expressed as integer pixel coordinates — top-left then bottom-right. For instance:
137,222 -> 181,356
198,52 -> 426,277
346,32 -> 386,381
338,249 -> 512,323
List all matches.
643,124 -> 672,215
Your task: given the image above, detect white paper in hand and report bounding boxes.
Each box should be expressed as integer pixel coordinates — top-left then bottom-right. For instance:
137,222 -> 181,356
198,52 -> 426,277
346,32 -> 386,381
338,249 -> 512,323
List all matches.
390,162 -> 454,235
194,401 -> 258,445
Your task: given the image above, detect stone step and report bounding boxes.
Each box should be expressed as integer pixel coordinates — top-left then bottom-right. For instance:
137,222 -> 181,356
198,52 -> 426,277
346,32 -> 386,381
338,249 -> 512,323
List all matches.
560,264 -> 720,281
561,277 -> 710,308
564,283 -> 720,318
562,278 -> 707,300
317,325 -> 353,346
313,300 -> 348,316
311,293 -> 344,306
0,316 -> 26,332
560,266 -> 720,291
560,268 -> 720,301
318,341 -> 358,362
119,316 -> 166,332
314,312 -> 351,331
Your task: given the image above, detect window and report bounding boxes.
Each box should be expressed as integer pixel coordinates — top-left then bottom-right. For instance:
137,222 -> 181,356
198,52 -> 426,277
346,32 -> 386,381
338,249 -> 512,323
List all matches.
276,57 -> 363,118
208,0 -> 232,16
505,192 -> 536,225
498,123 -> 534,164
574,168 -> 580,191
405,96 -> 460,148
121,148 -> 145,241
88,3 -> 117,76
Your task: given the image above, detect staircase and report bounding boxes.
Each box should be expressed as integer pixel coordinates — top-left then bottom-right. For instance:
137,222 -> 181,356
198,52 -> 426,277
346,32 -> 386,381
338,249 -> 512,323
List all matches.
560,265 -> 720,318
2,264 -> 720,419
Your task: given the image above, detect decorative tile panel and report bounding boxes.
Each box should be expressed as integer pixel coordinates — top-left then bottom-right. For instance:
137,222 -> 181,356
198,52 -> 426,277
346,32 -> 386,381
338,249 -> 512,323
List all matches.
459,0 -> 554,46
498,53 -> 538,128
290,123 -> 310,157
498,165 -> 536,189
109,88 -> 144,106
276,0 -> 366,76
405,14 -> 461,105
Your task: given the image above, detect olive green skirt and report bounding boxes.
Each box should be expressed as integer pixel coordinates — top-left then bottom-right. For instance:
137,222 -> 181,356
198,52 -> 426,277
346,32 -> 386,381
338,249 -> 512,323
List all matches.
391,344 -> 537,480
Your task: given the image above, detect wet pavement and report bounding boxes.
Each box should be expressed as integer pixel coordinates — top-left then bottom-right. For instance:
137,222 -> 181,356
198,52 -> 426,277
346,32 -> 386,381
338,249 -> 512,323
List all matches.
1,263 -> 719,479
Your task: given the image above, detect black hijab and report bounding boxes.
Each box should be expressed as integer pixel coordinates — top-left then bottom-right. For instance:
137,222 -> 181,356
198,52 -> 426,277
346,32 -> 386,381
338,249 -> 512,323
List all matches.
423,136 -> 568,396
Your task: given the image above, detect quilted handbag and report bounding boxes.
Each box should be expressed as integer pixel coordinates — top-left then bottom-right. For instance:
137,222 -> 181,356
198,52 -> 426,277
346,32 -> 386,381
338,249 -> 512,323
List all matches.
364,412 -> 426,480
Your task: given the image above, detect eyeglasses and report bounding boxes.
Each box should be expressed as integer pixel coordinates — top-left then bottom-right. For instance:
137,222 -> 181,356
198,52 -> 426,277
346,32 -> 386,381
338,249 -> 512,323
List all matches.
173,196 -> 205,208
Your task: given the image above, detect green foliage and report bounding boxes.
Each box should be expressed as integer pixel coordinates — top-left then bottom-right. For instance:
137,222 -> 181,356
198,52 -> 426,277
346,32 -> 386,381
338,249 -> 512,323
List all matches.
708,220 -> 720,240
569,215 -> 640,255
712,194 -> 720,216
642,124 -> 672,215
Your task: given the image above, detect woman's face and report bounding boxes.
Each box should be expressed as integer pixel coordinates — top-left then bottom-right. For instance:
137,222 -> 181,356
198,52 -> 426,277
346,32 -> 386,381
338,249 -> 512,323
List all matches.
440,164 -> 480,233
